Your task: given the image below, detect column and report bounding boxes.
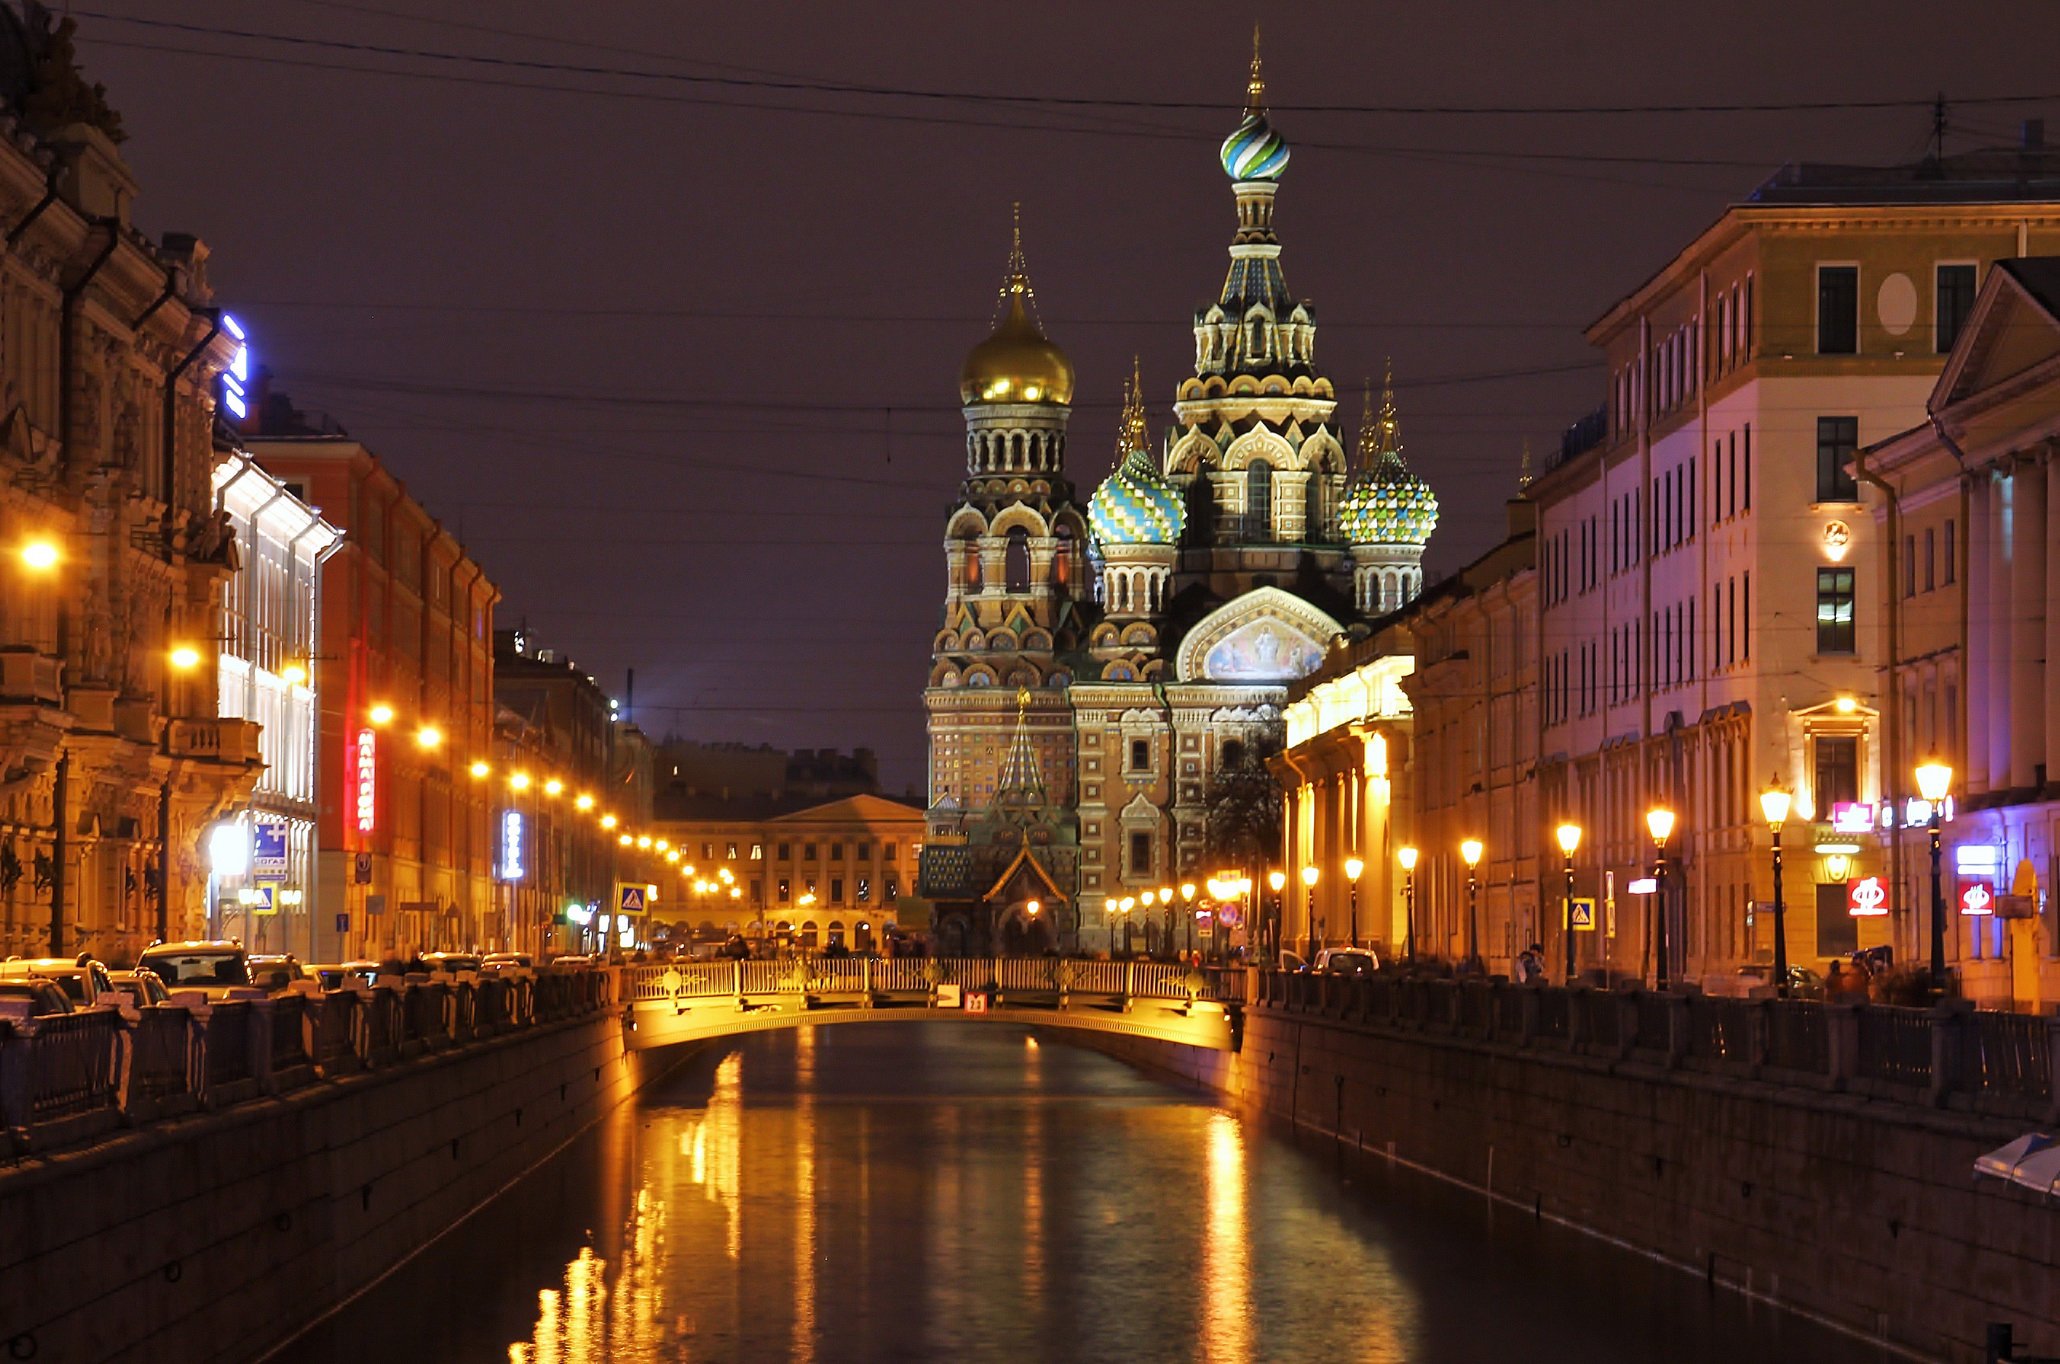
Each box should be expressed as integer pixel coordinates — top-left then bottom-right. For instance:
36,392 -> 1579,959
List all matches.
1965,477 -> 1992,795
2010,457 -> 2047,791
1987,474 -> 2012,787
2045,448 -> 2060,783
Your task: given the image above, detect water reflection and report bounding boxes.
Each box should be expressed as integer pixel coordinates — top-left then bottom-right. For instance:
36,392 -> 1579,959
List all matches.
303,1023 -> 1877,1364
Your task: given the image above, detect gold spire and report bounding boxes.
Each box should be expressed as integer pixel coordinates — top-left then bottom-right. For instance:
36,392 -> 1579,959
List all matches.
994,200 -> 1038,325
1245,24 -> 1266,115
1518,438 -> 1534,490
1358,361 -> 1403,467
963,203 -> 1074,404
1355,378 -> 1378,470
1115,355 -> 1147,464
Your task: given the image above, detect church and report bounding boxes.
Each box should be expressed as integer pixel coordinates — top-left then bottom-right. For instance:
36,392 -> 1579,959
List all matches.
916,47 -> 1439,955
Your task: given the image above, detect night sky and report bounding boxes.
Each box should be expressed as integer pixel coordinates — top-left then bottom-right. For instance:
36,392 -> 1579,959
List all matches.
77,1 -> 2058,791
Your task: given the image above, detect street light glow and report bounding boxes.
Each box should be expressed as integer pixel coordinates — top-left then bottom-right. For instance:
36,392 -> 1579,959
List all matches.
414,724 -> 442,750
1344,855 -> 1365,882
1267,869 -> 1285,892
368,703 -> 395,726
1300,865 -> 1319,888
168,644 -> 203,671
20,539 -> 58,571
509,771 -> 532,792
1645,807 -> 1676,846
1759,784 -> 1791,830
600,814 -> 618,830
279,658 -> 309,686
468,760 -> 490,779
1555,823 -> 1582,855
575,793 -> 594,811
544,778 -> 564,797
1914,758 -> 1953,804
1397,846 -> 1418,872
1460,838 -> 1484,869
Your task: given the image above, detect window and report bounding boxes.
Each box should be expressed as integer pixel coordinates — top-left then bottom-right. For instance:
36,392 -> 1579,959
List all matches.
857,877 -> 870,903
885,875 -> 899,903
1742,573 -> 1750,660
725,842 -> 739,860
749,879 -> 762,906
1815,416 -> 1859,502
1129,738 -> 1150,771
1923,528 -> 1936,592
1128,830 -> 1152,876
1004,527 -> 1030,592
830,878 -> 844,904
1936,263 -> 1977,353
702,842 -> 715,860
776,842 -> 790,861
830,842 -> 844,860
1814,734 -> 1860,809
1903,535 -> 1917,598
1817,265 -> 1858,354
1742,424 -> 1752,509
750,843 -> 764,860
1944,520 -> 1955,584
883,841 -> 897,862
856,841 -> 871,861
1246,460 -> 1272,538
803,842 -> 817,861
1816,568 -> 1856,653
777,878 -> 791,905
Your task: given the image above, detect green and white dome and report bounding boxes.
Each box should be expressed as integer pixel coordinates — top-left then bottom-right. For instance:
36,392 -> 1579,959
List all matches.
1089,367 -> 1184,546
1342,371 -> 1438,547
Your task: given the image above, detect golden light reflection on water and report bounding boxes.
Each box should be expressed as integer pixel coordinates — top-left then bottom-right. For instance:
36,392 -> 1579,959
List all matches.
1201,1109 -> 1251,1362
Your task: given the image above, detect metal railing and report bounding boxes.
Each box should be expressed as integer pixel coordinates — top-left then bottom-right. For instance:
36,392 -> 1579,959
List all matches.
0,968 -> 621,1156
1250,971 -> 2060,1123
619,957 -> 1244,1008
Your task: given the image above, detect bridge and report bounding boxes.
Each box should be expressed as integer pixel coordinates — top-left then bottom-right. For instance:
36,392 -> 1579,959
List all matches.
619,957 -> 1241,1052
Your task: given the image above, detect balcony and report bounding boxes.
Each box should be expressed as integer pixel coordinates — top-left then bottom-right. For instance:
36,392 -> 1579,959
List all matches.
0,649 -> 62,706
166,717 -> 263,766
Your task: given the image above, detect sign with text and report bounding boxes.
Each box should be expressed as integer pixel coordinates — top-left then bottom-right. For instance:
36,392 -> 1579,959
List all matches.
1847,875 -> 1889,917
498,810 -> 526,882
353,728 -> 377,833
252,818 -> 288,880
1956,879 -> 1995,916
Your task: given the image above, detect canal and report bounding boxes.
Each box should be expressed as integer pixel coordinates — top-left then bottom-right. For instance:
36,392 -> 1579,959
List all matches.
294,1024 -> 1885,1363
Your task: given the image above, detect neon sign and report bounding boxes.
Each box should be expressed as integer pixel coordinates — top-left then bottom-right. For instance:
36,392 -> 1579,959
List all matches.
1957,880 -> 1994,916
1846,875 -> 1888,917
353,727 -> 377,833
219,314 -> 251,421
499,809 -> 526,882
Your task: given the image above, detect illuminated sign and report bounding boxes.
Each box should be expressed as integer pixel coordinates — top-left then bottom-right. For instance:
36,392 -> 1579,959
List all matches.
1846,875 -> 1888,917
499,810 -> 526,882
353,727 -> 377,833
252,818 -> 288,880
1829,802 -> 1874,834
1822,520 -> 1851,561
1627,877 -> 1658,895
1957,880 -> 1994,916
219,314 -> 251,421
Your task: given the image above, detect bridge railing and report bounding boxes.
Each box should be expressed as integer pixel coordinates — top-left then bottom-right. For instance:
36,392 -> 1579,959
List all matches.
1251,970 -> 2060,1124
0,967 -> 622,1157
619,956 -> 1249,1009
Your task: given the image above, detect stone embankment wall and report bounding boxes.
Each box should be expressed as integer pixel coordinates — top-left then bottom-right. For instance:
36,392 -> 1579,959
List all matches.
1080,997 -> 2059,1364
0,1013 -> 685,1364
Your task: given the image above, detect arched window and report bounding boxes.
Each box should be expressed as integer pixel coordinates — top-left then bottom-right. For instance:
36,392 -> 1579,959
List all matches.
963,538 -> 983,591
1246,460 -> 1272,539
1053,525 -> 1072,587
1005,527 -> 1030,592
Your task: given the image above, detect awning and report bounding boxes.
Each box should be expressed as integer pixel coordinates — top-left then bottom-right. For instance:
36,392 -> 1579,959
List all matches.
1974,1133 -> 2060,1197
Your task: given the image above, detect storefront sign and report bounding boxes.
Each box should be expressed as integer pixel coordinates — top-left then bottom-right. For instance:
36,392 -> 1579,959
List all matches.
498,809 -> 526,881
253,818 -> 288,880
1956,879 -> 1994,916
1847,875 -> 1888,916
353,728 -> 377,833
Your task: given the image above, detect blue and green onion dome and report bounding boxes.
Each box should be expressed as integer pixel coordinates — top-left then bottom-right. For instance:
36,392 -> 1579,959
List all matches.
1341,462 -> 1439,547
1089,449 -> 1185,547
1220,111 -> 1290,182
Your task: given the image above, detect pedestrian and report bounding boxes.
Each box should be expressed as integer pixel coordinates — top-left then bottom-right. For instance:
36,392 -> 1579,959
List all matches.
1515,943 -> 1545,984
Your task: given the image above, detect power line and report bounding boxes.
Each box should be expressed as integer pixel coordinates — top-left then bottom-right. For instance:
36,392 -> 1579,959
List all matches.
74,11 -> 2060,119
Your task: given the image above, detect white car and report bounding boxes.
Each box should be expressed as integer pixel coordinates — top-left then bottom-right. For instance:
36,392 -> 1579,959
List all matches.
1314,947 -> 1381,977
0,955 -> 117,1008
136,941 -> 264,1001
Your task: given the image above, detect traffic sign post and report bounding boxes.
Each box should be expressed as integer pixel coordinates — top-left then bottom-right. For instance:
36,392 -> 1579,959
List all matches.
1569,897 -> 1597,932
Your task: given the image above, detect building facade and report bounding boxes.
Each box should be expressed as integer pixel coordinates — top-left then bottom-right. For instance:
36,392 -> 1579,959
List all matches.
1866,257 -> 2060,1010
920,52 -> 1438,954
652,793 -> 925,952
0,12 -> 262,963
247,404 -> 501,959
208,449 -> 341,953
1526,140 -> 2060,985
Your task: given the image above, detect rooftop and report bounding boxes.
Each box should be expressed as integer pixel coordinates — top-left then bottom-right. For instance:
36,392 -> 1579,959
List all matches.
1747,129 -> 2060,207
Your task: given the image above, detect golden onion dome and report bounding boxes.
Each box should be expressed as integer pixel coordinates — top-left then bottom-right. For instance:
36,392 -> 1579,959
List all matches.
960,278 -> 1074,406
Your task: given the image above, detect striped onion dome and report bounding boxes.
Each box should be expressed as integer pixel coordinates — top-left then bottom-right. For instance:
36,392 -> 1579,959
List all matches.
1220,111 -> 1289,182
1342,370 -> 1438,547
1089,365 -> 1184,546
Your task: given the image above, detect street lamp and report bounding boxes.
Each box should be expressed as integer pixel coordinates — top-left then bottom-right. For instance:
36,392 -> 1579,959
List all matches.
1266,869 -> 1285,964
1459,838 -> 1483,971
1555,823 -> 1582,984
1757,785 -> 1790,998
1646,806 -> 1677,990
1300,865 -> 1319,960
1914,758 -> 1953,993
1397,846 -> 1419,966
1343,855 -> 1364,947
1178,882 -> 1195,960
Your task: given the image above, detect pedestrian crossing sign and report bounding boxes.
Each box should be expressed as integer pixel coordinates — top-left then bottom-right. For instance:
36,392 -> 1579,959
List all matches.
1569,897 -> 1597,931
618,884 -> 646,914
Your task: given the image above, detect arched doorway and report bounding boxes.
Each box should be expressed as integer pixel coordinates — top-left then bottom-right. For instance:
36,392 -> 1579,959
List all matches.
997,899 -> 1056,956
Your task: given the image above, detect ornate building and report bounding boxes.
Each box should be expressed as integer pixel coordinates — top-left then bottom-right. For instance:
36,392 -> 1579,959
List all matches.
920,47 -> 1439,954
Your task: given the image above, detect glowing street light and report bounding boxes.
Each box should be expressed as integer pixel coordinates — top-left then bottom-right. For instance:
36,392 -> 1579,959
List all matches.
1758,784 -> 1790,998
367,703 -> 395,726
509,771 -> 532,792
1396,847 -> 1418,965
168,644 -> 203,671
1460,839 -> 1484,970
468,760 -> 490,780
1914,758 -> 1953,991
600,813 -> 618,830
575,792 -> 594,811
20,538 -> 58,572
1647,806 -> 1677,989
1343,855 -> 1365,947
414,724 -> 442,750
544,778 -> 564,797
1555,823 -> 1582,983
1299,864 -> 1319,959
279,658 -> 310,687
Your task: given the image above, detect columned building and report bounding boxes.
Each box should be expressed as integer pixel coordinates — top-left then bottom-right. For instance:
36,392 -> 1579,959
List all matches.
1528,140 -> 2060,985
920,49 -> 1438,954
1866,257 -> 2060,1010
209,450 -> 341,954
0,12 -> 260,962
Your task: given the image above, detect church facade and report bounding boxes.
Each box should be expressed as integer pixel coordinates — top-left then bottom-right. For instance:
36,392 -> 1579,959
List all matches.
918,49 -> 1439,955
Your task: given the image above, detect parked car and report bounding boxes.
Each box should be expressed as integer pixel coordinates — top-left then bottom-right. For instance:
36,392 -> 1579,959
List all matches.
1729,962 -> 1826,1000
136,941 -> 259,999
0,977 -> 75,1018
107,968 -> 172,1010
481,952 -> 533,972
1314,947 -> 1380,977
0,954 -> 116,1007
248,954 -> 313,994
421,953 -> 483,976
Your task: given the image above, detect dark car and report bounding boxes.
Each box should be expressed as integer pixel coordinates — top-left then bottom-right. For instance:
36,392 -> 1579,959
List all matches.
0,978 -> 75,1018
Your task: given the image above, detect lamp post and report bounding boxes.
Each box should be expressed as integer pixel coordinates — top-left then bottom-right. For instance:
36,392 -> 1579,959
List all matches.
1397,846 -> 1419,967
1343,855 -> 1364,947
1121,895 -> 1138,957
1645,807 -> 1676,991
1176,883 -> 1194,961
1756,784 -> 1790,998
1266,869 -> 1285,965
1555,823 -> 1582,984
1914,758 -> 1953,994
1300,865 -> 1319,960
1460,838 -> 1483,971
